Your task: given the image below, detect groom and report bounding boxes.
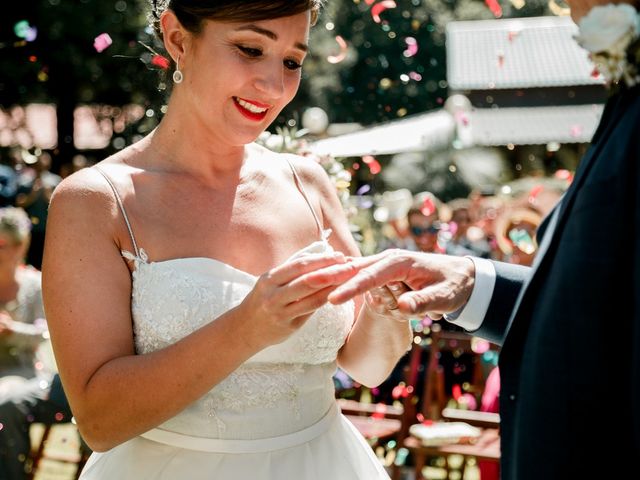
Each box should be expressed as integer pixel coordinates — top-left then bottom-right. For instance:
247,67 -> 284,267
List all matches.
319,0 -> 640,478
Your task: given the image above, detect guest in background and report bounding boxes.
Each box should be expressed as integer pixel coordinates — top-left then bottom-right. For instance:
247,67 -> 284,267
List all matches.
15,151 -> 61,270
407,191 -> 445,254
444,197 -> 492,259
0,206 -> 72,479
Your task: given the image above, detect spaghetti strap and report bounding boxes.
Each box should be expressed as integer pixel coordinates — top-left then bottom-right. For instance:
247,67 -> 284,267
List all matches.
285,158 -> 330,241
94,166 -> 143,260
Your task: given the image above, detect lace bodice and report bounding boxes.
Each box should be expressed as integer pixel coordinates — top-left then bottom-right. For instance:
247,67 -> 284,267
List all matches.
94,160 -> 355,440
123,238 -> 355,439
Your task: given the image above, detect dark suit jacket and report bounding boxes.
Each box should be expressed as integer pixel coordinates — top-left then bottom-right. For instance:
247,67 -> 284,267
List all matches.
474,85 -> 640,479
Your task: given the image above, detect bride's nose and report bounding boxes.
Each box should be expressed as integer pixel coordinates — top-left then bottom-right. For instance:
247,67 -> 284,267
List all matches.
253,62 -> 286,99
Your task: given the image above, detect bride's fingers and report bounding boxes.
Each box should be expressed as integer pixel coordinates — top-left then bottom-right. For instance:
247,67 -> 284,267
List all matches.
300,261 -> 360,288
266,252 -> 346,286
284,285 -> 339,318
396,287 -> 451,316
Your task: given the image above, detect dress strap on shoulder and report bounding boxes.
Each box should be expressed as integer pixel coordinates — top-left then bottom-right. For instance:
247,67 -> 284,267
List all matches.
285,157 -> 330,241
94,165 -> 144,260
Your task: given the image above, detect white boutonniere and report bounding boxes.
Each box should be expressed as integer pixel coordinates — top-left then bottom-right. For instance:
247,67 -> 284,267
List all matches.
575,3 -> 640,89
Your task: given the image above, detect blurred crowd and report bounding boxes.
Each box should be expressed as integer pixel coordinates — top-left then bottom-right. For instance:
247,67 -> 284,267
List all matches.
373,177 -> 569,266
0,148 -> 87,479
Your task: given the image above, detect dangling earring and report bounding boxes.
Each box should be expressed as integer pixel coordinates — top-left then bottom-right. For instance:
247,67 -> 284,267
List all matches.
173,56 -> 184,84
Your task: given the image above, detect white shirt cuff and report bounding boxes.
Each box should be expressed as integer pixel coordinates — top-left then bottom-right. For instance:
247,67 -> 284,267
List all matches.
443,257 -> 496,331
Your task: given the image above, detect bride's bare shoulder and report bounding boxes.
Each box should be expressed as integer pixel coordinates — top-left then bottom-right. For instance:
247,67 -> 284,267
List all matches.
49,149 -> 139,220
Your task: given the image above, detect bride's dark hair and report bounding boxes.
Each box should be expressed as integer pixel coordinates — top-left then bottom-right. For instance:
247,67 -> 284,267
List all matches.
150,0 -> 323,41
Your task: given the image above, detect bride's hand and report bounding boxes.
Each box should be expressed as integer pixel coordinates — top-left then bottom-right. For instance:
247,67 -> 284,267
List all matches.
237,252 -> 358,349
363,282 -> 412,322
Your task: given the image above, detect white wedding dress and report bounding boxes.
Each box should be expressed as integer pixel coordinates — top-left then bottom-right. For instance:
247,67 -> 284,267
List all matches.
80,166 -> 390,479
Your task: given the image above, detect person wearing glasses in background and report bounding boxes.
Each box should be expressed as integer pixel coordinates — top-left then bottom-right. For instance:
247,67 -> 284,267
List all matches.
406,191 -> 445,254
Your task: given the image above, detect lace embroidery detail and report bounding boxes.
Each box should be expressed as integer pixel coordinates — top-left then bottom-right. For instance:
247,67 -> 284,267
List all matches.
204,363 -> 304,433
292,302 -> 354,364
129,264 -> 231,355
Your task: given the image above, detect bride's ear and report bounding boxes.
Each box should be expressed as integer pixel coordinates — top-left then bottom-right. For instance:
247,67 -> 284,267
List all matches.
160,10 -> 190,65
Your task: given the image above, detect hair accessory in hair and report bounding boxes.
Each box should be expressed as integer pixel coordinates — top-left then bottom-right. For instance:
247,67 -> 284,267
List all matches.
152,0 -> 171,19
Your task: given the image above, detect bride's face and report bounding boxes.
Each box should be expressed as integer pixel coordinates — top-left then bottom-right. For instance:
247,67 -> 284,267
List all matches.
178,11 -> 311,146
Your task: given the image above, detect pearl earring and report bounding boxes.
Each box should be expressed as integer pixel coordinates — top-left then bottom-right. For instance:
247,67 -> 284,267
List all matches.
173,56 -> 184,84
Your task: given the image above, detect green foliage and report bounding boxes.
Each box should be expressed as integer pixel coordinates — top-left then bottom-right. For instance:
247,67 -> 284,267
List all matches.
282,0 -> 553,128
0,0 -> 165,107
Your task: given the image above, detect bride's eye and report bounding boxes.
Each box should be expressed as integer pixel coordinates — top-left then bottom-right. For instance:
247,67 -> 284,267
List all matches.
284,59 -> 303,71
236,45 -> 262,58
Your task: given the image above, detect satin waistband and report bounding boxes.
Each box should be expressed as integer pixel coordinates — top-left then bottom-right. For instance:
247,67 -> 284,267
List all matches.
139,402 -> 338,454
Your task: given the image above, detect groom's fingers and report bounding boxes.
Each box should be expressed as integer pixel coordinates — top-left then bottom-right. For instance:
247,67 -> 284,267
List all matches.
328,257 -> 410,304
302,251 -> 392,288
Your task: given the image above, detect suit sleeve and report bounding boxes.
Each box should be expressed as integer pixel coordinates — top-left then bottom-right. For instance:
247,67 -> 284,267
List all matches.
472,261 -> 529,346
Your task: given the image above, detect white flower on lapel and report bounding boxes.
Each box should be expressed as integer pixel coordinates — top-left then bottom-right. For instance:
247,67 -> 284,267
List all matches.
575,4 -> 640,89
576,4 -> 638,54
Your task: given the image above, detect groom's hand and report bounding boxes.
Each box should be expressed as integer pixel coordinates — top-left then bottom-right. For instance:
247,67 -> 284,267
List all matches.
321,249 -> 477,319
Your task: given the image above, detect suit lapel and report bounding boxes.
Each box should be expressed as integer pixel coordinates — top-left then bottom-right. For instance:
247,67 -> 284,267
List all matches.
503,92 -> 628,344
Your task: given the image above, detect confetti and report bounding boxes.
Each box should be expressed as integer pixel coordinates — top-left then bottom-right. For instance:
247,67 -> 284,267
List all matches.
362,155 -> 382,175
570,124 -> 583,138
471,337 -> 490,354
403,37 -> 418,57
151,54 -> 170,69
508,228 -> 535,254
554,169 -> 574,183
26,27 -> 38,42
327,35 -> 348,64
356,184 -> 371,195
371,1 -> 397,24
485,0 -> 503,17
14,20 -> 30,39
420,197 -> 436,216
94,33 -> 113,53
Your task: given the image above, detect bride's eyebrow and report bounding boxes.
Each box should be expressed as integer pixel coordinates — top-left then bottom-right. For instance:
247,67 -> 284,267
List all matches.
233,24 -> 309,53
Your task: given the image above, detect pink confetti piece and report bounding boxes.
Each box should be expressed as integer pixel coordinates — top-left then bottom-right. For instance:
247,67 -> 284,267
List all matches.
151,54 -> 170,69
420,197 -> 436,216
409,71 -> 422,81
362,155 -> 381,175
403,37 -> 418,57
570,124 -> 583,138
485,0 -> 503,17
454,111 -> 469,126
371,0 -> 396,23
471,337 -> 490,354
327,35 -> 348,64
93,33 -> 113,53
554,169 -> 573,183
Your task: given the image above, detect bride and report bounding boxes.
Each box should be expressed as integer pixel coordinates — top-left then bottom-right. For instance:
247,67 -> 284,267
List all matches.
41,1 -> 413,478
